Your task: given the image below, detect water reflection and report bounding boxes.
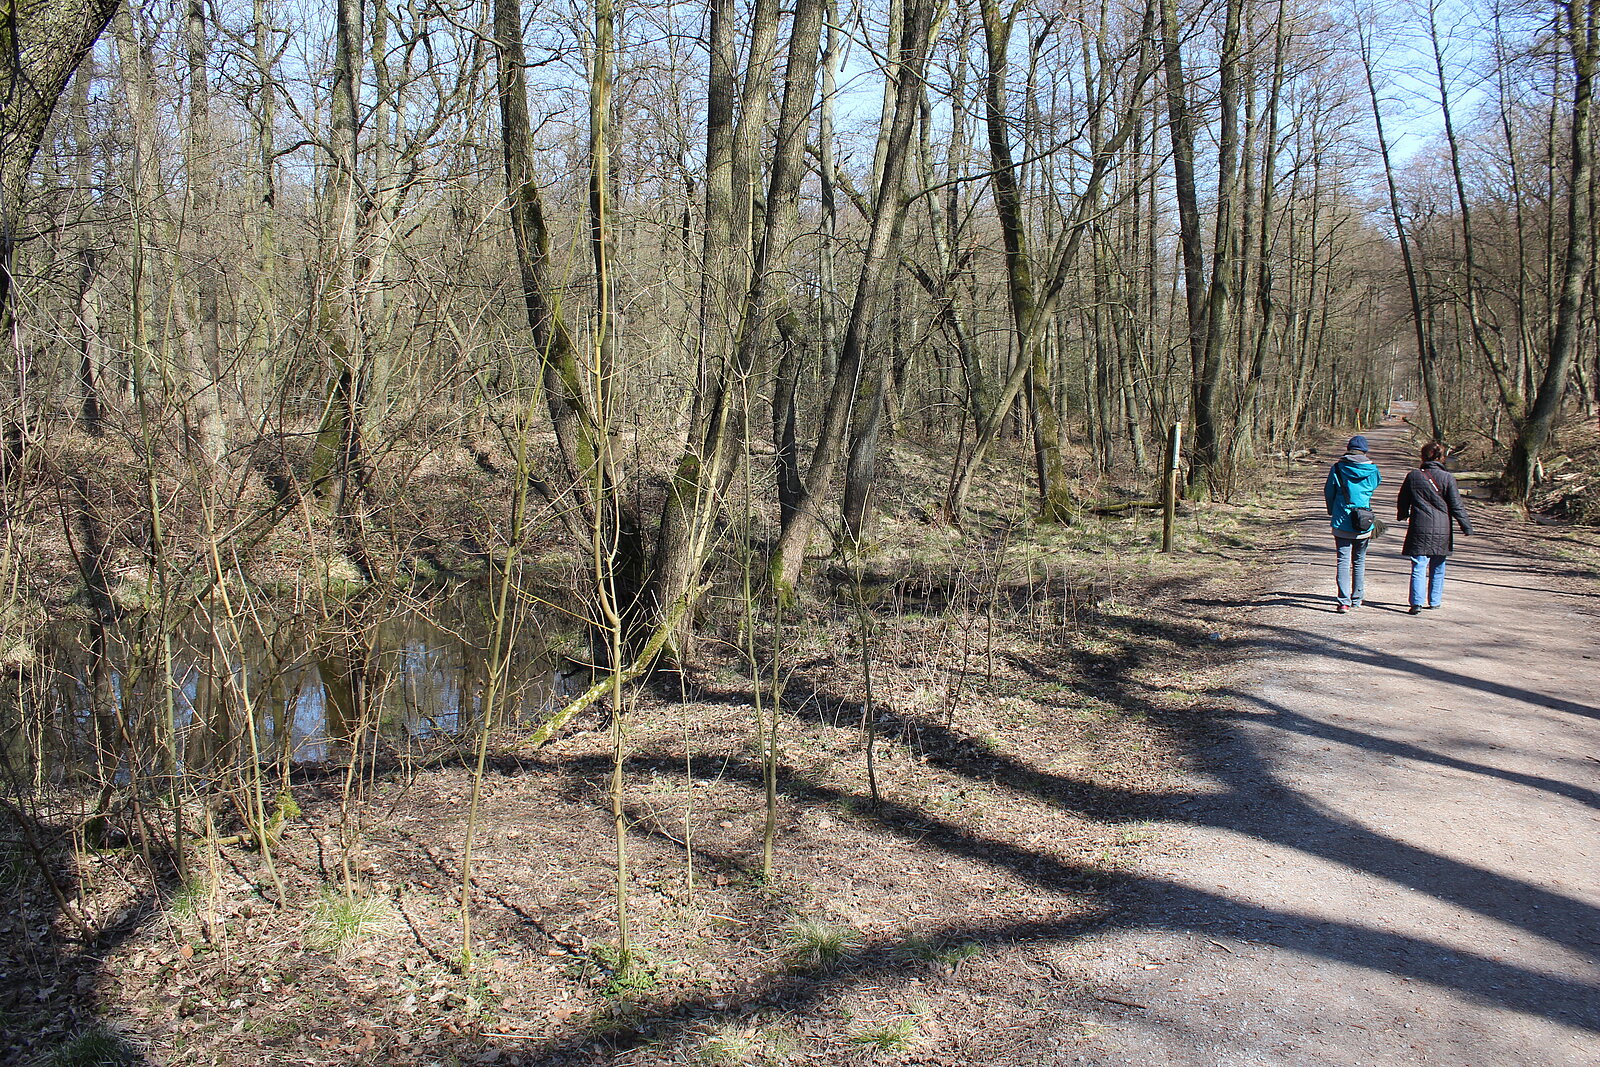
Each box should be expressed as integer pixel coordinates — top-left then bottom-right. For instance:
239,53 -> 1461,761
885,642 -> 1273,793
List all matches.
7,591 -> 573,782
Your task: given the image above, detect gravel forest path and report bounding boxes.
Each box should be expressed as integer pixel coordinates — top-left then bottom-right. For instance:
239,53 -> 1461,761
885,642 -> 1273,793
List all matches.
1061,420 -> 1600,1066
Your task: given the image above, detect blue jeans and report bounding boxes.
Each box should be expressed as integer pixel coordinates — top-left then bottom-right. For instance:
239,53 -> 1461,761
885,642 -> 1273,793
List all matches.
1334,536 -> 1369,606
1409,555 -> 1447,608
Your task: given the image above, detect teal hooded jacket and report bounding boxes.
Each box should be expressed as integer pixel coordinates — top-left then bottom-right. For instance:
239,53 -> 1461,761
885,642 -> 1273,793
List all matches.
1324,452 -> 1381,536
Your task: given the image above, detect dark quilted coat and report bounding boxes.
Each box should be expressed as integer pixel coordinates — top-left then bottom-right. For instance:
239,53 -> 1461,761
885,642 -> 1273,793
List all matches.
1397,462 -> 1473,557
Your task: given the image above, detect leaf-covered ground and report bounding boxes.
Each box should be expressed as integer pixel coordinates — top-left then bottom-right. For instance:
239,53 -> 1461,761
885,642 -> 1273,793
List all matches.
4,440 -> 1309,1066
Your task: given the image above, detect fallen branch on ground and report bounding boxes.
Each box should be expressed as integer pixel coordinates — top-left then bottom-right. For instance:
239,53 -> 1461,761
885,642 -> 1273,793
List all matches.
1091,499 -> 1163,515
527,585 -> 708,747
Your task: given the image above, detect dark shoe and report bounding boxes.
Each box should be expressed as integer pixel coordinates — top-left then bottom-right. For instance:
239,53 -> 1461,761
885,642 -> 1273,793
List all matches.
1408,605 -> 1422,615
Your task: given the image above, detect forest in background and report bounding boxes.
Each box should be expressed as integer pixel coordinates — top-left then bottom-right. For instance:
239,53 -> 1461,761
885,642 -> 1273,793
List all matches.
5,0 -> 1596,613
2,0 -> 1599,1062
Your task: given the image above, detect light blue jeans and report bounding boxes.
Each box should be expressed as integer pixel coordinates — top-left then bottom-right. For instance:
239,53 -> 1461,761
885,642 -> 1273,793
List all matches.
1409,555 -> 1447,608
1334,536 -> 1369,606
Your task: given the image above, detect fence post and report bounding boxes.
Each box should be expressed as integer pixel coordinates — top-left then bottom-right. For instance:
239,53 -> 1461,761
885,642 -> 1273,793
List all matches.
1162,422 -> 1183,553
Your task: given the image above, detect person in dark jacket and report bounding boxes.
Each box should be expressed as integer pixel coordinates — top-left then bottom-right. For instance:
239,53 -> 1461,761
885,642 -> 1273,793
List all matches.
1324,435 -> 1382,613
1396,441 -> 1473,614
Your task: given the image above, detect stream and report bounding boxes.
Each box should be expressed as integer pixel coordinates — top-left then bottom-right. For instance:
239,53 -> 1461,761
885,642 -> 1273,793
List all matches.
4,588 -> 578,783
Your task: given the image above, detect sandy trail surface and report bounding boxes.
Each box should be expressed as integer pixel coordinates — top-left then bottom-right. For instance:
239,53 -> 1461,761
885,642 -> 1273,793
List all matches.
1061,421 -> 1600,1066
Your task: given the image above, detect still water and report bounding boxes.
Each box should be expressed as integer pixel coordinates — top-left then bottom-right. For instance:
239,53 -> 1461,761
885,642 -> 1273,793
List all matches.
7,590 -> 576,782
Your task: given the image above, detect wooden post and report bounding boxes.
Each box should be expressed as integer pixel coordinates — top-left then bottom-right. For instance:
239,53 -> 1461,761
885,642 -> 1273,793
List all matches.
1162,421 -> 1183,553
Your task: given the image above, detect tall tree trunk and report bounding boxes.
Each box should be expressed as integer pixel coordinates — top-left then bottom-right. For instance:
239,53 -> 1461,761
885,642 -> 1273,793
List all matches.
0,0 -> 121,475
1427,0 -> 1523,421
772,324 -> 804,525
726,0 -> 784,296
843,4 -> 919,542
1507,0 -> 1597,499
1495,7 -> 1539,424
1359,23 -> 1443,441
1159,0 -> 1208,492
976,0 -> 1075,520
770,0 -> 935,597
494,0 -> 646,658
114,0 -> 158,418
250,0 -> 279,406
311,0 -> 366,517
869,0 -> 905,197
1118,106 -> 1153,471
946,0 -> 1156,522
647,0 -> 826,650
1238,0 -> 1290,456
589,0 -> 619,424
1191,0 -> 1242,496
69,63 -> 105,436
184,0 -> 227,468
362,0 -> 400,421
812,0 -> 844,411
841,360 -> 889,545
494,0 -> 603,497
695,0 -> 737,398
915,73 -> 987,423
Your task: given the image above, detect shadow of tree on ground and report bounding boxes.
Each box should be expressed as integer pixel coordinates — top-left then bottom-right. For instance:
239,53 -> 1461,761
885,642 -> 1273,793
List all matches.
460,593 -> 1600,1063
1,800 -> 176,1065
11,573 -> 1597,1064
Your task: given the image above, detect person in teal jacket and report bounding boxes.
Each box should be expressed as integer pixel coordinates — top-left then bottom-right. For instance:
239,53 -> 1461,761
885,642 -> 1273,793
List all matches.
1323,435 -> 1382,612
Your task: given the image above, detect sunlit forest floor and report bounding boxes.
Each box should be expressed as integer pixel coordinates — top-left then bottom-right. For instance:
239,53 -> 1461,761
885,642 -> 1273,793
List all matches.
1525,418 -> 1600,528
4,419 -> 1595,1065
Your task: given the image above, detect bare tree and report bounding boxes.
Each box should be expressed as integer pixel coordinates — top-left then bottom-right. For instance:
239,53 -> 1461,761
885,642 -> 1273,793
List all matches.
770,0 -> 937,597
0,0 -> 120,473
1507,0 -> 1597,498
1360,10 -> 1445,441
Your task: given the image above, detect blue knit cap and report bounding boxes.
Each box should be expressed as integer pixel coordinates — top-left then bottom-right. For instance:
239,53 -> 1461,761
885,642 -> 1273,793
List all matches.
1347,435 -> 1369,453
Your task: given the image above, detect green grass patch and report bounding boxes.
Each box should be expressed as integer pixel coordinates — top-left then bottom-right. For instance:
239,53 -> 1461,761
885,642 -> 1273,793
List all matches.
930,939 -> 984,968
304,884 -> 395,953
897,935 -> 983,970
695,1022 -> 798,1065
165,877 -> 212,921
847,1015 -> 919,1052
42,1026 -> 142,1067
781,918 -> 860,972
696,1031 -> 758,1066
591,943 -> 662,996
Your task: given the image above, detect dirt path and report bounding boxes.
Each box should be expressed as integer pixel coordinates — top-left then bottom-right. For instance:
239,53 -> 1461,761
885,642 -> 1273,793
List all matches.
1060,421 -> 1600,1066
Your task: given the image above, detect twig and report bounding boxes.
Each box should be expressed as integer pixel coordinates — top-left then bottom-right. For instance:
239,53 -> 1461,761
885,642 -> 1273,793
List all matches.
1093,994 -> 1149,1010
